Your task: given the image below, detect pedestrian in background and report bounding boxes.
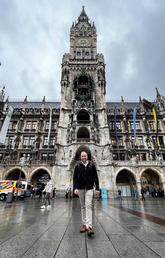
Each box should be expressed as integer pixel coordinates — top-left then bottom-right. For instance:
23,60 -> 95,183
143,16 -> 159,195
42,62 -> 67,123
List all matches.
133,188 -> 138,200
118,189 -> 122,201
40,178 -> 54,210
141,187 -> 145,201
73,151 -> 99,237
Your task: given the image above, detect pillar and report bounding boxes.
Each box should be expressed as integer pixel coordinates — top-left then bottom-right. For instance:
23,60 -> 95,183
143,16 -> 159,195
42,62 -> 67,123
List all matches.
136,181 -> 142,197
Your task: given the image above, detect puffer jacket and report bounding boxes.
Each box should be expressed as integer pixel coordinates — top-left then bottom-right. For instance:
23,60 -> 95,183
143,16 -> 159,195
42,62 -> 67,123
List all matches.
73,162 -> 99,191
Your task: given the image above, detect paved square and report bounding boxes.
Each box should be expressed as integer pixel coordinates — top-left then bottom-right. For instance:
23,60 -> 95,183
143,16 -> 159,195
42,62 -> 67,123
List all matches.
0,198 -> 165,257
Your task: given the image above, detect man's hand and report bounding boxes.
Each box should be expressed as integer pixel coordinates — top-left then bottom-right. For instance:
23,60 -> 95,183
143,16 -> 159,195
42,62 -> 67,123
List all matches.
95,190 -> 100,197
74,189 -> 78,195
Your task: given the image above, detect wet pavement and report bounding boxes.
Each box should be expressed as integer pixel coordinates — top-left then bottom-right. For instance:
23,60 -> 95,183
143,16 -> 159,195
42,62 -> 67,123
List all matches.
0,197 -> 165,258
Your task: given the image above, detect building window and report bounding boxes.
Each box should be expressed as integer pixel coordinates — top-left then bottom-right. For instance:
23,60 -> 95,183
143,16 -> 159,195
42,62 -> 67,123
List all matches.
11,121 -> 17,130
113,153 -> 118,160
20,153 -> 31,160
116,122 -> 121,130
50,136 -> 55,146
130,122 -> 133,130
52,122 -> 57,130
45,122 -> 49,130
118,137 -> 123,146
120,153 -> 125,160
26,121 -> 31,129
138,136 -> 143,146
109,122 -> 114,130
109,122 -> 121,130
5,137 -> 8,145
141,153 -> 146,161
32,121 -> 37,130
136,122 -> 141,130
41,153 -> 47,160
130,121 -> 140,130
48,153 -> 54,160
44,136 -> 48,146
158,136 -> 164,146
111,138 -> 117,146
149,121 -> 154,130
9,136 -> 14,144
85,52 -> 90,59
29,136 -> 35,145
152,136 -> 156,145
157,121 -> 161,130
23,136 -> 29,145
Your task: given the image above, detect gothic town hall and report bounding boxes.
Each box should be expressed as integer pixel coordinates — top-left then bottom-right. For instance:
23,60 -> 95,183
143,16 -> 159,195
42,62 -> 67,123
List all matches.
0,7 -> 165,197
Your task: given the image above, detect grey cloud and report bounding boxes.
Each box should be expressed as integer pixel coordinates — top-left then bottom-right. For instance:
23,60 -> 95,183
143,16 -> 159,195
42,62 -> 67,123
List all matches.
0,0 -> 165,102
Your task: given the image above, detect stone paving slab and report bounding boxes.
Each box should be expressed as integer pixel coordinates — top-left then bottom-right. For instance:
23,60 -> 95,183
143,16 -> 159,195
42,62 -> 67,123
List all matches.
0,198 -> 164,258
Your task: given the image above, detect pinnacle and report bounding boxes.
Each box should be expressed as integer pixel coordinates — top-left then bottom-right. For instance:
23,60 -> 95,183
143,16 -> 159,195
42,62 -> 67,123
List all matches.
80,6 -> 87,17
78,6 -> 89,22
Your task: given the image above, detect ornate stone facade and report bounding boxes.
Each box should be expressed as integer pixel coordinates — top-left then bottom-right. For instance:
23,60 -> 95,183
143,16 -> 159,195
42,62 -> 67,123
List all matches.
0,7 -> 165,197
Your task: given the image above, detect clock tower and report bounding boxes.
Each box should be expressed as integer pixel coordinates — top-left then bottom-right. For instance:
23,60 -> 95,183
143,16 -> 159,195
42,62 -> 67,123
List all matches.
56,7 -> 110,188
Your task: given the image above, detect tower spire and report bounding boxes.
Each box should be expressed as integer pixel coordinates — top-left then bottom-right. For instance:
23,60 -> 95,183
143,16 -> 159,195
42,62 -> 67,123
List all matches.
78,6 -> 88,22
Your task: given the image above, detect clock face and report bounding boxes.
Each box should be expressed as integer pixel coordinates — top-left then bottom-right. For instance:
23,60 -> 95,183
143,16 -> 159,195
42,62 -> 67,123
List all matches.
79,39 -> 89,46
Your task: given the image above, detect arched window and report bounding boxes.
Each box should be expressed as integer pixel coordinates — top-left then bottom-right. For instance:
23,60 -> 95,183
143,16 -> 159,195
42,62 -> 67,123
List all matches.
77,109 -> 90,123
77,127 -> 90,142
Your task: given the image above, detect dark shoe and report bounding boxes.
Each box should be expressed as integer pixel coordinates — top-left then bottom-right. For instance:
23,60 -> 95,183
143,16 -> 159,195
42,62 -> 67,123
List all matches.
87,227 -> 94,236
80,225 -> 87,233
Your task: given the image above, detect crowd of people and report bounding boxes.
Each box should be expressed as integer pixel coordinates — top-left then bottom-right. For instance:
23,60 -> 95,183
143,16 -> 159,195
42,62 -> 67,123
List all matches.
118,186 -> 164,201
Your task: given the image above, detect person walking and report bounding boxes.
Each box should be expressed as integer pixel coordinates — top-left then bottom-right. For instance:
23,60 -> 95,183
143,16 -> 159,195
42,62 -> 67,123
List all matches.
118,189 -> 122,201
73,151 -> 99,237
133,188 -> 138,200
40,178 -> 54,209
141,187 -> 145,201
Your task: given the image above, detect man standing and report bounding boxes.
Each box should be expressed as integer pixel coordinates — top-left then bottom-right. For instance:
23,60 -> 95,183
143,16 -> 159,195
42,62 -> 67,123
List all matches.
40,178 -> 54,209
73,151 -> 99,236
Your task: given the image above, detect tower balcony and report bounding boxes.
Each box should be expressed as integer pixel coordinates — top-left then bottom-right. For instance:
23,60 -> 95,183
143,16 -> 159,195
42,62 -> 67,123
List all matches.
76,138 -> 90,143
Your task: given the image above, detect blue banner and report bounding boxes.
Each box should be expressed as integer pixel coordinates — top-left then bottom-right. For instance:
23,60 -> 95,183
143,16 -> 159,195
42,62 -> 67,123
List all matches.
133,107 -> 136,144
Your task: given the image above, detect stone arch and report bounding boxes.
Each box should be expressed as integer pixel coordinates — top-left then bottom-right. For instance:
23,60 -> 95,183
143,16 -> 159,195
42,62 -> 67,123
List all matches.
30,167 -> 51,187
116,168 -> 137,197
77,109 -> 90,123
4,167 -> 27,180
77,127 -> 90,140
139,167 -> 163,182
140,168 -> 163,192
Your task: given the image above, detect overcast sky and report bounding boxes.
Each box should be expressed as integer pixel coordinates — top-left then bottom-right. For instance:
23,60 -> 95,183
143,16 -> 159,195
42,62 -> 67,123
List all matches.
0,0 -> 165,102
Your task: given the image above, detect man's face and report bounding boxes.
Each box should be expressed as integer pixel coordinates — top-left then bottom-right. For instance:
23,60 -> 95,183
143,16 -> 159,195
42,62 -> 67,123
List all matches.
80,152 -> 88,163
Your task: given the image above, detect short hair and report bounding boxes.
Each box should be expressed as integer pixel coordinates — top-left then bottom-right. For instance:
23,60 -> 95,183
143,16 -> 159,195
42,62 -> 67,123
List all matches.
80,151 -> 88,157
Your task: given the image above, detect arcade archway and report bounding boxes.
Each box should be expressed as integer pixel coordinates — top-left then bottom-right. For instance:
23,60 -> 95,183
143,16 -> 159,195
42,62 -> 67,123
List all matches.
116,169 -> 136,196
5,168 -> 26,181
141,169 -> 162,191
31,169 -> 51,188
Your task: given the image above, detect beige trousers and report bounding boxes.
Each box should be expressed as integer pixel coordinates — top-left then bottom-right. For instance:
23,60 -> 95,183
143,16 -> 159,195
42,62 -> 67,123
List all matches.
78,189 -> 93,229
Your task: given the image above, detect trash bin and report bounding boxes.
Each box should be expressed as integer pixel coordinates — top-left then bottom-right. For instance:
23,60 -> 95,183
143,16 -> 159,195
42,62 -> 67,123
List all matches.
101,188 -> 107,199
6,193 -> 13,203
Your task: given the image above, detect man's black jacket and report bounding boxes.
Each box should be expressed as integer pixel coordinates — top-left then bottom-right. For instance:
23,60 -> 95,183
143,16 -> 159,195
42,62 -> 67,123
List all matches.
73,162 -> 99,191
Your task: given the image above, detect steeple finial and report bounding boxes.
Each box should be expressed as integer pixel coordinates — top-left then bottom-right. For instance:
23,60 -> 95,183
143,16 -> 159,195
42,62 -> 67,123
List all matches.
156,88 -> 161,99
81,6 -> 85,15
78,6 -> 88,22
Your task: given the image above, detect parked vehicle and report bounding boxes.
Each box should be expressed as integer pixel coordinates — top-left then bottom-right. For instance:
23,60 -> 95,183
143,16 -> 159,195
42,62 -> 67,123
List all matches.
0,180 -> 22,201
20,181 -> 32,198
